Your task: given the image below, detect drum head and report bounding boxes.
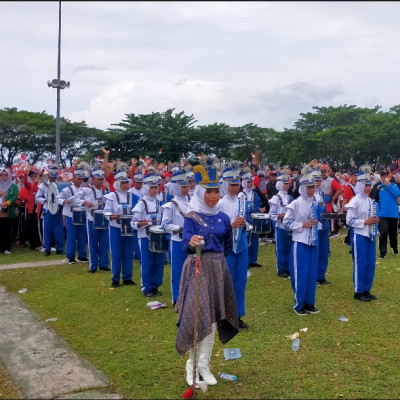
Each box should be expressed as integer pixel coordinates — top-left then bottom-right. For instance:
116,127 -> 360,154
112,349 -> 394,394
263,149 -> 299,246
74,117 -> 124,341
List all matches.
47,182 -> 59,215
149,225 -> 164,233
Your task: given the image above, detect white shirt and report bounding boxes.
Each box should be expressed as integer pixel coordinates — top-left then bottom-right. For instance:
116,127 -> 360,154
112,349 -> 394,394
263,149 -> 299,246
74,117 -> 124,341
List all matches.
55,184 -> 83,217
161,196 -> 189,242
131,196 -> 162,239
103,190 -> 132,229
74,185 -> 107,222
269,191 -> 292,229
345,194 -> 376,238
283,196 -> 321,245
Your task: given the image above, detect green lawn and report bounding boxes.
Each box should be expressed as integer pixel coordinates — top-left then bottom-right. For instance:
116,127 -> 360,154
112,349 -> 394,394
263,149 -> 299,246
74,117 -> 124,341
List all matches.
0,231 -> 400,399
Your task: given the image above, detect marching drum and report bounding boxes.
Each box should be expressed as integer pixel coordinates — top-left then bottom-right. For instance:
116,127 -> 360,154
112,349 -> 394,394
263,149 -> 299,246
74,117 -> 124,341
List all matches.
93,209 -> 108,230
148,225 -> 168,253
119,215 -> 134,237
250,213 -> 272,234
72,207 -> 86,226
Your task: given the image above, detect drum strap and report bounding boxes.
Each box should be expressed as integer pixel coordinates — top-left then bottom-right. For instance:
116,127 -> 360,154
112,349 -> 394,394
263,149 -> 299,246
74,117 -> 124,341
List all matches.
115,191 -> 131,215
141,199 -> 161,223
90,186 -> 104,209
171,199 -> 186,217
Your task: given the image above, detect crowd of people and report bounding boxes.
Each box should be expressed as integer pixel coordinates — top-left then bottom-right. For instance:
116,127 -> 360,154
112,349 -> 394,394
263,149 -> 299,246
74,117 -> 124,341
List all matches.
1,149 -> 400,389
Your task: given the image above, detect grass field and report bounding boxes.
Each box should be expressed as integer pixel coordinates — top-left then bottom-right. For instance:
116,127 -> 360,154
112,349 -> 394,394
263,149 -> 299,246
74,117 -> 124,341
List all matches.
0,231 -> 400,399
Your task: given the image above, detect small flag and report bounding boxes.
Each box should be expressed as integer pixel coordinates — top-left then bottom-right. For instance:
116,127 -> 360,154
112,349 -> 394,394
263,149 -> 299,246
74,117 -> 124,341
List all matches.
21,153 -> 26,161
251,152 -> 256,158
96,155 -> 101,160
159,148 -> 163,155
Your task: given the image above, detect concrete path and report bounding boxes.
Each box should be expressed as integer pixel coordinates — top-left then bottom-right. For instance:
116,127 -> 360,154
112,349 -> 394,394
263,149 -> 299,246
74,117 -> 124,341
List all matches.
0,259 -> 67,270
0,260 -> 122,399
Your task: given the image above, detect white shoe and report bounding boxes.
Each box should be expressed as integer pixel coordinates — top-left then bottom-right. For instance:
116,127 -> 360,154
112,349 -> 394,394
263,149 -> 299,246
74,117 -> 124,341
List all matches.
4,250 -> 11,255
185,349 -> 199,386
51,247 -> 56,252
198,324 -> 217,386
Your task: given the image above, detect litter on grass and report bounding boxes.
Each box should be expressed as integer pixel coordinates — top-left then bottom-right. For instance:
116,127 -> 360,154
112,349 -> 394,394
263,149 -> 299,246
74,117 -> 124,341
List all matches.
146,301 -> 167,310
224,348 -> 242,360
300,327 -> 308,332
18,288 -> 27,293
247,270 -> 252,278
45,318 -> 58,322
338,315 -> 349,322
285,332 -> 299,341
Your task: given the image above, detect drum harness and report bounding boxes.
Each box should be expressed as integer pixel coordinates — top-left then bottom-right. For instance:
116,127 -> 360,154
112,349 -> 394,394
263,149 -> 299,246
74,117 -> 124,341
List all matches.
89,186 -> 105,216
139,198 -> 162,236
114,191 -> 132,225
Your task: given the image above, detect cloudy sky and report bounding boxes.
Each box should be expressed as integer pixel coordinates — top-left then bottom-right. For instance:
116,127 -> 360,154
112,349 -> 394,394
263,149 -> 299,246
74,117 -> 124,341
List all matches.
1,1 -> 400,132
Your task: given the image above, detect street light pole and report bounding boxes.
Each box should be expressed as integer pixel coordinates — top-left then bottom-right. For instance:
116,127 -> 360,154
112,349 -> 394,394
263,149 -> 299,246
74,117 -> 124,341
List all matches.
55,0 -> 62,166
47,0 -> 70,166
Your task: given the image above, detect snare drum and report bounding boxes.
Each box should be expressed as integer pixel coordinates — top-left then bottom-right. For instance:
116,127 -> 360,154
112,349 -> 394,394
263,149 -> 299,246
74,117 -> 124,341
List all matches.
93,210 -> 108,230
119,215 -> 134,236
250,213 -> 272,234
148,225 -> 168,253
72,207 -> 86,226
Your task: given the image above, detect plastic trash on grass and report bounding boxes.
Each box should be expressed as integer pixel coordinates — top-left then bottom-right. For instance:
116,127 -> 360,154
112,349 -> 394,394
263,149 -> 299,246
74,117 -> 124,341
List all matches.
18,288 -> 27,293
45,318 -> 58,322
224,348 -> 242,360
338,315 -> 349,322
146,301 -> 167,310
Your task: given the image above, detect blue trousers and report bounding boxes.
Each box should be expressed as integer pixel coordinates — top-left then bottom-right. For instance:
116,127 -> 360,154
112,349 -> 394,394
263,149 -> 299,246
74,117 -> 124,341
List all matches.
275,227 -> 292,274
248,232 -> 259,264
109,226 -> 134,283
133,235 -> 141,260
87,220 -> 109,271
65,216 -> 87,260
351,233 -> 376,294
139,237 -> 166,294
43,210 -> 64,252
169,240 -> 186,303
317,228 -> 330,281
289,241 -> 318,312
226,249 -> 248,318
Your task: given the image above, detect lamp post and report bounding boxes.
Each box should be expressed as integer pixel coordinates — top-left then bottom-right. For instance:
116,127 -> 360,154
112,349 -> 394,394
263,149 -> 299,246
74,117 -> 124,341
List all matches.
47,0 -> 70,166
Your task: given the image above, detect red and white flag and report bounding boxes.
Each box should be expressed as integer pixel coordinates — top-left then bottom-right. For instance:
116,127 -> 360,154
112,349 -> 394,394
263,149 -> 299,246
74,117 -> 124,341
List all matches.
159,148 -> 163,155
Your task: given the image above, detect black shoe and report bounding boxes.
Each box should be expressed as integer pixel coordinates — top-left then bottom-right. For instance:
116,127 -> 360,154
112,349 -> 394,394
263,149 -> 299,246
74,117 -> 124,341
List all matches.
344,241 -> 351,247
56,250 -> 64,255
99,266 -> 111,271
354,293 -> 371,302
144,291 -> 155,298
239,319 -> 249,329
294,308 -> 308,316
278,271 -> 289,278
44,250 -> 51,256
111,281 -> 119,289
123,279 -> 136,285
317,279 -> 332,285
304,304 -> 320,314
249,262 -> 262,268
77,257 -> 89,262
392,249 -> 399,255
329,232 -> 339,238
152,288 -> 162,296
88,269 -> 97,273
364,291 -> 377,300
68,258 -> 77,265
378,253 -> 386,260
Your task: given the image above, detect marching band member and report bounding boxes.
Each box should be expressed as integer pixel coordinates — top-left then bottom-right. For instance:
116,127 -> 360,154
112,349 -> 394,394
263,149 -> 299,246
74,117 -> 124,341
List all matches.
74,167 -> 110,273
313,167 -> 331,285
241,169 -> 265,268
161,170 -> 190,305
35,164 -> 64,256
218,163 -> 251,329
269,171 -> 293,278
175,157 -> 239,387
129,168 -> 144,261
56,165 -> 88,264
345,166 -> 379,302
283,163 -> 322,316
104,163 -> 135,288
131,169 -> 166,298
